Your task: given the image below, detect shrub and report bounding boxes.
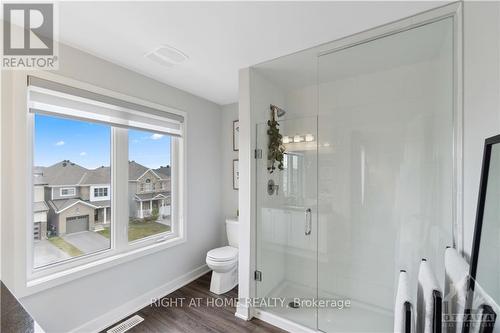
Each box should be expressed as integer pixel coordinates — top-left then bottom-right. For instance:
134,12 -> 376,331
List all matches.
151,207 -> 159,221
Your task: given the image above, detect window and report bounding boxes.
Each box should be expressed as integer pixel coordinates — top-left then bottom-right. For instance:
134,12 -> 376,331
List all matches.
128,129 -> 172,242
94,187 -> 108,197
33,115 -> 112,268
143,179 -> 152,192
28,76 -> 185,278
60,187 -> 76,197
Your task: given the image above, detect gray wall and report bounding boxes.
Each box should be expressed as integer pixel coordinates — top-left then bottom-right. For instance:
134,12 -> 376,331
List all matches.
13,43 -> 225,332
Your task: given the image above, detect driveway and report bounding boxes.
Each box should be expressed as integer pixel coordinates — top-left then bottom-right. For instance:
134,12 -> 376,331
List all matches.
63,231 -> 109,254
34,240 -> 70,267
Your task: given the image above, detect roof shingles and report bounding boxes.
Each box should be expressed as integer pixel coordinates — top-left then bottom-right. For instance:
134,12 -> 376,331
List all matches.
37,160 -> 170,186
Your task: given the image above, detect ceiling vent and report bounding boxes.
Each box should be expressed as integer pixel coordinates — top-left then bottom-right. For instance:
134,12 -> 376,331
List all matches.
144,45 -> 189,68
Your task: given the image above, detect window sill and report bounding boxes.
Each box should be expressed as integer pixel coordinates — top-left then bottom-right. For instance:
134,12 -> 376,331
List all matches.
23,234 -> 186,297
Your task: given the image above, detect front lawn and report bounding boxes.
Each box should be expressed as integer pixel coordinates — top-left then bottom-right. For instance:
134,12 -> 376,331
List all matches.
97,221 -> 171,242
48,237 -> 83,257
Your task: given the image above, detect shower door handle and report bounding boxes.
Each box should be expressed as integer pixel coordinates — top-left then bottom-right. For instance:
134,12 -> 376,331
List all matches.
305,208 -> 312,235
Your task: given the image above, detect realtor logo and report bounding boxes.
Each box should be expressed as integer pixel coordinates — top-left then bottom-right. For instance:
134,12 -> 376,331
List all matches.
2,2 -> 58,69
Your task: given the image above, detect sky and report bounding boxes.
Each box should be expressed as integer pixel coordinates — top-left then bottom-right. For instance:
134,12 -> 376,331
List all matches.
34,114 -> 171,169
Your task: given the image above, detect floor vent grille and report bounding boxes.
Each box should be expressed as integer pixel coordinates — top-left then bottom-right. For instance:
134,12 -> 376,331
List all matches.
107,315 -> 144,333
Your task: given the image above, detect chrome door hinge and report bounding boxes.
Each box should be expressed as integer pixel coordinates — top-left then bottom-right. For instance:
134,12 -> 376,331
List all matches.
254,270 -> 262,281
255,149 -> 262,159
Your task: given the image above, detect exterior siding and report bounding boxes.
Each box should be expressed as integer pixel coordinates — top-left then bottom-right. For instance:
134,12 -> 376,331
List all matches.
137,170 -> 166,193
34,212 -> 47,223
34,186 -> 45,202
44,187 -> 51,201
51,186 -> 81,200
80,186 -> 90,201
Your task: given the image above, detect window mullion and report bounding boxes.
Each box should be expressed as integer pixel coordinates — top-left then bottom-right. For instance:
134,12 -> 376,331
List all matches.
112,127 -> 129,251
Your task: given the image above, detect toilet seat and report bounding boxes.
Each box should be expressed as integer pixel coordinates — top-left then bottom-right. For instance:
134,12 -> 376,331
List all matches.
206,246 -> 238,262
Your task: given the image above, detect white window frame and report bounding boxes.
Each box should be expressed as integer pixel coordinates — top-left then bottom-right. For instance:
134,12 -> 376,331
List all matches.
90,185 -> 110,201
59,187 -> 76,197
94,187 -> 106,197
22,72 -> 187,296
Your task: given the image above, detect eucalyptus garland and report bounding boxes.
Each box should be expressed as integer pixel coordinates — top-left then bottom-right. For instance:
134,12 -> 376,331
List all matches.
267,111 -> 285,173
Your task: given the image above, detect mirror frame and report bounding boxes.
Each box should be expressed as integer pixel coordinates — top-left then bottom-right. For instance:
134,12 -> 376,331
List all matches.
463,134 -> 500,333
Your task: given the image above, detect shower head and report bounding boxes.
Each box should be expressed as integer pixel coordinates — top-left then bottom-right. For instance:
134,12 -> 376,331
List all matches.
270,104 -> 286,118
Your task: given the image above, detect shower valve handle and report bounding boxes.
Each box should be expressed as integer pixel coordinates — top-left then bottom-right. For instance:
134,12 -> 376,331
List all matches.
305,208 -> 312,235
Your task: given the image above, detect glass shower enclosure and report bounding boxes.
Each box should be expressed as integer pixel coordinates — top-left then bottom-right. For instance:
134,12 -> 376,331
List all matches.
253,11 -> 458,333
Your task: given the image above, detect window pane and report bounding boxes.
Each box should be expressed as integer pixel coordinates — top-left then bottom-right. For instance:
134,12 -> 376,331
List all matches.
33,114 -> 111,268
128,129 -> 172,242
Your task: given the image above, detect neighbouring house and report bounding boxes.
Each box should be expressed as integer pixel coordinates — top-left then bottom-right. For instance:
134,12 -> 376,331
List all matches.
33,160 -> 171,238
128,161 -> 171,219
33,167 -> 49,240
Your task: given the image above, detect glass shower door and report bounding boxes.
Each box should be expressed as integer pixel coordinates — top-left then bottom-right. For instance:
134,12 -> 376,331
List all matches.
317,18 -> 454,332
255,115 -> 318,329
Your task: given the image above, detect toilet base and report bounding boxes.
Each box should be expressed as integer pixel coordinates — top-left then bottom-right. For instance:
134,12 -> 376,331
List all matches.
210,266 -> 238,295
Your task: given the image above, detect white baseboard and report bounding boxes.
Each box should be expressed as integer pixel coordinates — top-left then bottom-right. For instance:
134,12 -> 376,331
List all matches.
71,264 -> 210,333
254,309 -> 317,333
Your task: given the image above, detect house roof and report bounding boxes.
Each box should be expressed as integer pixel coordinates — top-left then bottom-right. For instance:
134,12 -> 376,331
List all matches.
33,167 -> 48,185
33,201 -> 49,212
129,161 -> 149,180
134,191 -> 171,202
37,160 -> 171,186
49,198 -> 99,213
42,161 -> 87,186
91,200 -> 110,208
80,166 -> 110,185
156,166 -> 171,179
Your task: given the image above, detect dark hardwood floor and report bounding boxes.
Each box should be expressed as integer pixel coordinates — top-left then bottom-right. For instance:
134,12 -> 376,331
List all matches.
102,272 -> 286,333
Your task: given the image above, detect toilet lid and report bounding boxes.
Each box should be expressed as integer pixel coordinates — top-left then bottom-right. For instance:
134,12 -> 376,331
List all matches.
207,246 -> 238,261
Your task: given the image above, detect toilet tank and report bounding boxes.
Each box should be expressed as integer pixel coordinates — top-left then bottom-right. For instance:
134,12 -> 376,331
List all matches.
226,218 -> 239,248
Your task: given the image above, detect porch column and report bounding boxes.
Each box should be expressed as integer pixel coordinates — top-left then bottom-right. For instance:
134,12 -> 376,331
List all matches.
150,200 -> 153,213
140,201 -> 143,218
103,207 -> 107,224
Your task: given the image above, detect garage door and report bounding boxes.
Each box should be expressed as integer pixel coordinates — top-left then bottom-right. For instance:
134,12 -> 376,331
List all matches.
66,215 -> 89,234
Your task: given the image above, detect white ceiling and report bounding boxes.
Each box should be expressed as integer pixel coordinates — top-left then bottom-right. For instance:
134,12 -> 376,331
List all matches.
59,1 -> 445,105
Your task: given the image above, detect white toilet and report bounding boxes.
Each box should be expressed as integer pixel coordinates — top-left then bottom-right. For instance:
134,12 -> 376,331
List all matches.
206,218 -> 239,294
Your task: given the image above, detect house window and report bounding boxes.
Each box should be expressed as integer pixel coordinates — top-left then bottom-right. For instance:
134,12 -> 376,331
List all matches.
60,187 -> 76,197
94,187 -> 108,197
28,76 -> 185,280
143,179 -> 152,192
129,129 -> 173,242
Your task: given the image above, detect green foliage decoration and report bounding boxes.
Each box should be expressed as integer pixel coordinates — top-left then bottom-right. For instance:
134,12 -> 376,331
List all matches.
267,111 -> 285,173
